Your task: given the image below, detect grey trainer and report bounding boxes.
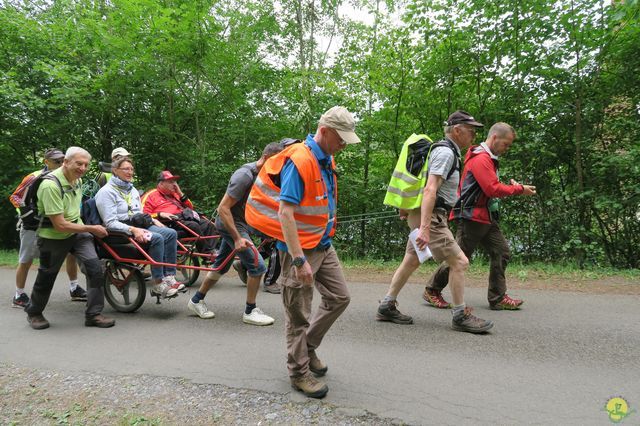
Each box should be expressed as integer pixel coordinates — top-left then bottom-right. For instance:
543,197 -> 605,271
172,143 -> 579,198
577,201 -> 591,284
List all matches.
452,307 -> 493,333
376,300 -> 414,324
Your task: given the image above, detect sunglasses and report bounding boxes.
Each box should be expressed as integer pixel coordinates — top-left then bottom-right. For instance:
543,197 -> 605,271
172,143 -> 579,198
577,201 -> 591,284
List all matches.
330,128 -> 348,146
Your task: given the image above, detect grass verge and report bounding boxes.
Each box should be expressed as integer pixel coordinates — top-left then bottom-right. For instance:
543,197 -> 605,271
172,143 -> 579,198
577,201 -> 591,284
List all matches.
0,250 -> 18,267
1,248 -> 637,281
340,257 -> 640,281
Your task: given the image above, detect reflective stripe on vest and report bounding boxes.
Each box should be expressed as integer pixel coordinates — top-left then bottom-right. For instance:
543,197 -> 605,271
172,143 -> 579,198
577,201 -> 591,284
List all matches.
246,143 -> 336,249
383,133 -> 433,210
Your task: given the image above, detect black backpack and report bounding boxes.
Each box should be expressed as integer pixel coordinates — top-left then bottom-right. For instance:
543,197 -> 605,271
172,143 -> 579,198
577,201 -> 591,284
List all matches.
19,171 -> 64,231
407,138 -> 460,180
81,197 -> 103,226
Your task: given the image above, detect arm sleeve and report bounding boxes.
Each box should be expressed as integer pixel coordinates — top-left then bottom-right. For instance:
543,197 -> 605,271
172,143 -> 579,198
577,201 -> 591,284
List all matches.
181,197 -> 194,210
141,190 -> 158,215
279,160 -> 304,205
38,180 -> 64,216
428,147 -> 455,178
95,189 -> 132,234
226,169 -> 255,200
471,156 -> 524,198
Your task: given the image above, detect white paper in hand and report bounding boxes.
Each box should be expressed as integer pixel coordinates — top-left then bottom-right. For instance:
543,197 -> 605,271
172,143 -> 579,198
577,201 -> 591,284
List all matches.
409,228 -> 433,263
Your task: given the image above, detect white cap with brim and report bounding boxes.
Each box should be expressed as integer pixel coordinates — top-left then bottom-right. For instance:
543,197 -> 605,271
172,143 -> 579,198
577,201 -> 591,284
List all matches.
111,147 -> 132,158
319,106 -> 361,144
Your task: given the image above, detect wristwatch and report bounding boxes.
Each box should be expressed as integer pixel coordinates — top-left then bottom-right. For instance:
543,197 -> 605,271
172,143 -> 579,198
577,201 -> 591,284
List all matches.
292,256 -> 307,268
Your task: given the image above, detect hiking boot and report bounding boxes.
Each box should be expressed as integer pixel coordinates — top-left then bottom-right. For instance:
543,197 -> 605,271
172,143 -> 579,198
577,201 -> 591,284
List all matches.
188,299 -> 215,319
242,307 -> 275,326
452,307 -> 493,334
490,295 -> 524,311
423,288 -> 451,309
376,300 -> 413,324
70,285 -> 88,301
163,275 -> 186,292
233,260 -> 248,285
85,314 -> 115,328
309,351 -> 328,377
263,282 -> 281,294
27,314 -> 50,330
12,293 -> 29,308
151,282 -> 178,299
290,373 -> 328,399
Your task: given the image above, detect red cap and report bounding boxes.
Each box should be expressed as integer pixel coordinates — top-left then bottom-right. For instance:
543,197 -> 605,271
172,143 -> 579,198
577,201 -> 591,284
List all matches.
157,170 -> 180,181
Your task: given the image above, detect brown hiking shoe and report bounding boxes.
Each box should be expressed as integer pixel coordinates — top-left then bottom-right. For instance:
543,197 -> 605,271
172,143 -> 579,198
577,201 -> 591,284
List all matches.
423,288 -> 452,309
85,314 -> 116,328
452,307 -> 493,334
376,300 -> 413,324
309,351 -> 328,377
291,373 -> 328,398
27,314 -> 50,330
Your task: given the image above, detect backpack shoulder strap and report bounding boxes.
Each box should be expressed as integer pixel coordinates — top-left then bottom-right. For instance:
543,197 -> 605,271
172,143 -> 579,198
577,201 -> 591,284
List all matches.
45,173 -> 64,197
429,139 -> 461,180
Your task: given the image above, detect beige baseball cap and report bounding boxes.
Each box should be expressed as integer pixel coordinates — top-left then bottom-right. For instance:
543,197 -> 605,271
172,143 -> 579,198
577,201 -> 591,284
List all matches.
111,147 -> 132,159
318,106 -> 361,144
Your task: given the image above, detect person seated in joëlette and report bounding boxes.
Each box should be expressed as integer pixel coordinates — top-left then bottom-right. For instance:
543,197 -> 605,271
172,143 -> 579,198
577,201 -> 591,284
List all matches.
141,170 -> 217,255
94,157 -> 184,299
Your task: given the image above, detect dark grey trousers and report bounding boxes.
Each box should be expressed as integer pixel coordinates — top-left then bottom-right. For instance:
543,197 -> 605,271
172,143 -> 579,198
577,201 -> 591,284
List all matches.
426,219 -> 511,305
25,232 -> 105,317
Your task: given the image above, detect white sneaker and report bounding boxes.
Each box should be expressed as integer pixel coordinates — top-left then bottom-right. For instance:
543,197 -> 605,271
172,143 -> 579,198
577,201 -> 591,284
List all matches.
151,282 -> 178,298
163,275 -> 185,291
242,307 -> 275,326
188,299 -> 215,319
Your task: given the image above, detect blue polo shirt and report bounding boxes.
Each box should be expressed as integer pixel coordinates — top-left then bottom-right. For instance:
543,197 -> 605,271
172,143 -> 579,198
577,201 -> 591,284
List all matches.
276,134 -> 336,252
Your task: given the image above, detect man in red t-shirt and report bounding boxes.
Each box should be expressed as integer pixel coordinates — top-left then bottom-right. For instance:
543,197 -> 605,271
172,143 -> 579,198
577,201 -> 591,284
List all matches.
142,171 -> 217,254
424,122 -> 536,310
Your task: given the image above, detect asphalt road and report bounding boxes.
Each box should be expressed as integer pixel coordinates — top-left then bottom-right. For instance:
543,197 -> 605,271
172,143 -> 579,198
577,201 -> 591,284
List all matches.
1,268 -> 638,425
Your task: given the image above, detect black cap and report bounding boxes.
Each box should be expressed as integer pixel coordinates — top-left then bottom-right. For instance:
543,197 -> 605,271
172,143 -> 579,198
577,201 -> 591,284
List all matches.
446,110 -> 483,127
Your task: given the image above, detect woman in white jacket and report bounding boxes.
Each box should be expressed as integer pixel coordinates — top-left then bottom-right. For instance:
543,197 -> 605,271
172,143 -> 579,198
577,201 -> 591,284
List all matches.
95,156 -> 183,299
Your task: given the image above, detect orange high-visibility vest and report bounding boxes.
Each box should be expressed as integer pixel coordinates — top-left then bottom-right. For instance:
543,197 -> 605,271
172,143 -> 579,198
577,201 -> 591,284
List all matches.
246,143 -> 337,249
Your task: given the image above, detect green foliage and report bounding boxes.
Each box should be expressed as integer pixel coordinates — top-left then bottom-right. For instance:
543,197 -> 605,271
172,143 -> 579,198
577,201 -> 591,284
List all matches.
0,0 -> 638,268
0,250 -> 19,267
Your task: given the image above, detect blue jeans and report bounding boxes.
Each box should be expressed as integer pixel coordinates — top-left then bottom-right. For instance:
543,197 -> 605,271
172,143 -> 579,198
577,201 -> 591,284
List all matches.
213,222 -> 266,277
147,225 -> 177,280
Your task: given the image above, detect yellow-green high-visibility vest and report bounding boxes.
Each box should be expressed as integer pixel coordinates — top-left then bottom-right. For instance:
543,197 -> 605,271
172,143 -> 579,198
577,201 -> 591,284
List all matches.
383,133 -> 433,210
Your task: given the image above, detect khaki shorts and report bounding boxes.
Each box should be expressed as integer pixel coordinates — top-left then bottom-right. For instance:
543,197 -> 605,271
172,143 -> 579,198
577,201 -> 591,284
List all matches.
405,208 -> 461,263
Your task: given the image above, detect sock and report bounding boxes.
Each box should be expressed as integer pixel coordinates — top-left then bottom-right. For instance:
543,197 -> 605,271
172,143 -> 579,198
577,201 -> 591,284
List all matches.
452,304 -> 466,319
191,291 -> 205,304
245,302 -> 256,315
69,280 -> 79,291
381,295 -> 396,305
15,287 -> 25,296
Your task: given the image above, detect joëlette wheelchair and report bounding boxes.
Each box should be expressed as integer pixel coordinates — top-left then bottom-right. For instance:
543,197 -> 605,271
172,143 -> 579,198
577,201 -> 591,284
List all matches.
161,216 -> 221,288
83,199 -> 257,313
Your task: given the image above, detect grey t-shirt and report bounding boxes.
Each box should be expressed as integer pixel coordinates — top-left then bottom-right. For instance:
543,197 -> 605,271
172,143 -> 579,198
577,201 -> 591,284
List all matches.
427,140 -> 461,207
218,162 -> 258,230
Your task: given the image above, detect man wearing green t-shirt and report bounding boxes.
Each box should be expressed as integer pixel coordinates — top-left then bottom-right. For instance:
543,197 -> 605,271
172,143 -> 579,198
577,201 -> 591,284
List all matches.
25,147 -> 115,330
